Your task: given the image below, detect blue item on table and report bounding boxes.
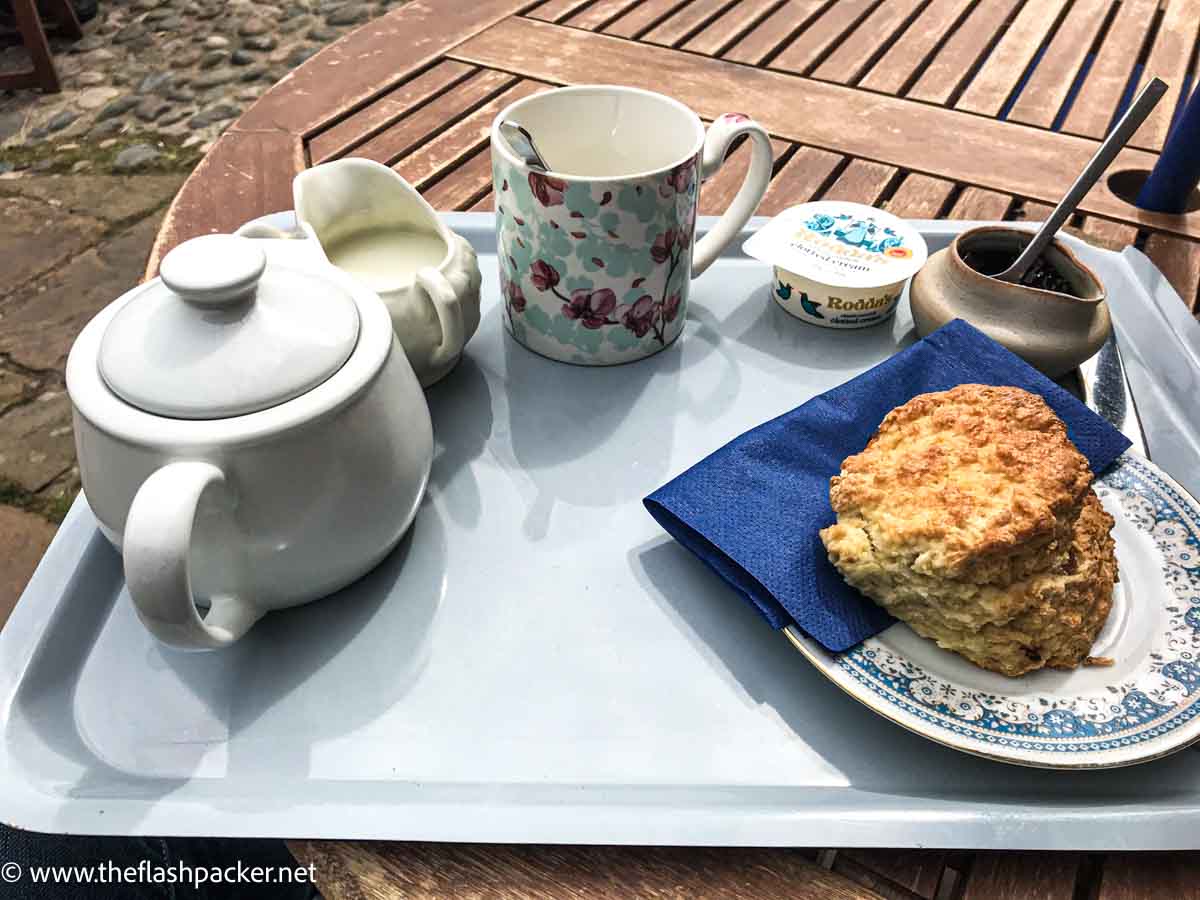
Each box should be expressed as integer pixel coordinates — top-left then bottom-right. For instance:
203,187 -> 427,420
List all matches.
1136,86 -> 1200,214
644,319 -> 1132,652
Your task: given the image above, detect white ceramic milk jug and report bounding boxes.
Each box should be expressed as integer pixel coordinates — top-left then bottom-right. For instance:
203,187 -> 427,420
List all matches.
247,158 -> 483,387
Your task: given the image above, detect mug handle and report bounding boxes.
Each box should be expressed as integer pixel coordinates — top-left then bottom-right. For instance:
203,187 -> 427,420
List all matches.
416,266 -> 465,370
692,113 -> 774,277
124,461 -> 262,650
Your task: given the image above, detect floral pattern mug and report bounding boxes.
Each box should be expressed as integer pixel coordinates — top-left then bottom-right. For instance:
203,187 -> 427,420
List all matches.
491,85 -> 773,364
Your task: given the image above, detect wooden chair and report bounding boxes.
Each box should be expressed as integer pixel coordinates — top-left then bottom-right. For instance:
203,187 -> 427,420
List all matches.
0,0 -> 82,94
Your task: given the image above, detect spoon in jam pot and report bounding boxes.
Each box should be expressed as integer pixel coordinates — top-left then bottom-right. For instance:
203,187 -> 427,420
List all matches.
995,77 -> 1167,285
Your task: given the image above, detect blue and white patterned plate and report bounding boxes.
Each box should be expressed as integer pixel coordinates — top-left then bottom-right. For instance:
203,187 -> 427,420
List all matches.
785,452 -> 1200,769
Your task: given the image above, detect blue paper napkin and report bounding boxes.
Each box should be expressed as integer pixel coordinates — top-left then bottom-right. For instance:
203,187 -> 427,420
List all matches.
644,319 -> 1132,652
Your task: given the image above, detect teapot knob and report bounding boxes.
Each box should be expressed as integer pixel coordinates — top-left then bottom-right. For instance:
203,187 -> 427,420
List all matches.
160,234 -> 266,308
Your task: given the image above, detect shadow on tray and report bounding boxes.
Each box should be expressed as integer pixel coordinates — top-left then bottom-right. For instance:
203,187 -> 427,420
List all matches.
10,508 -> 446,832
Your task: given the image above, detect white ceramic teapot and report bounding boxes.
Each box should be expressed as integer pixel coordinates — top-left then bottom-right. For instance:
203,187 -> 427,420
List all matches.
247,158 -> 482,387
65,233 -> 434,650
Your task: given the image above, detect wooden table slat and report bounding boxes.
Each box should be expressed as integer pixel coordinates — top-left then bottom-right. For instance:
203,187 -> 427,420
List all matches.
699,136 -> 791,215
810,0 -> 925,85
292,842 -> 890,900
468,190 -> 496,212
758,145 -> 845,214
884,172 -> 958,219
307,59 -> 476,164
906,0 -> 1023,105
1013,197 -> 1055,221
1006,0 -> 1113,129
1129,0 -> 1200,152
447,16 -> 1200,239
681,0 -> 783,56
858,0 -> 976,95
1098,852 -> 1200,900
954,0 -> 1071,116
563,0 -> 643,29
821,158 -> 898,204
526,0 -> 598,23
348,68 -> 517,169
643,0 -> 738,47
769,0 -> 878,75
603,0 -> 692,39
1080,215 -> 1139,250
148,131 -> 303,277
722,0 -> 832,66
391,78 -> 548,190
1060,0 -> 1159,138
948,184 -> 1014,219
421,144 -> 496,210
962,852 -> 1081,900
233,0 -> 530,135
839,850 -> 949,898
1145,232 -> 1200,313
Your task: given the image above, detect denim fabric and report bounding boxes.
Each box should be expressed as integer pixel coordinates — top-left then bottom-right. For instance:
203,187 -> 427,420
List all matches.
645,319 -> 1132,651
0,826 -> 317,900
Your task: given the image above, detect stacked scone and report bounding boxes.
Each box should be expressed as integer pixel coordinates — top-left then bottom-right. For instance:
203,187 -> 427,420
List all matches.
819,385 -> 1118,676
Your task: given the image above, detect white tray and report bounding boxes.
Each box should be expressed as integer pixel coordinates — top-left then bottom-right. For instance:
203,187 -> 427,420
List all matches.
3,214 -> 1198,850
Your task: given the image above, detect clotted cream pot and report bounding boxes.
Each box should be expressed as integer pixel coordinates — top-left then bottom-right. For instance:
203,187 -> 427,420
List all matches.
65,233 -> 434,650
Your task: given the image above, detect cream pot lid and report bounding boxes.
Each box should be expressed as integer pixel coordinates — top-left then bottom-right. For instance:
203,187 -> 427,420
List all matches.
98,234 -> 360,420
743,201 -> 928,289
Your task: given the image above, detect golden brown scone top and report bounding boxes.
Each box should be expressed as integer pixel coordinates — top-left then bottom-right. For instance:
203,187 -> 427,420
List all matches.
828,385 -> 1093,583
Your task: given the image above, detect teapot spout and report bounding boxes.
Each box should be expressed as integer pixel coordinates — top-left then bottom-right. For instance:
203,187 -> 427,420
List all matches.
293,157 -> 449,251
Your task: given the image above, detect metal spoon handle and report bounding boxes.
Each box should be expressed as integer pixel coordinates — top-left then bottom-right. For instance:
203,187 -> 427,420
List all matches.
499,120 -> 551,172
998,77 -> 1167,284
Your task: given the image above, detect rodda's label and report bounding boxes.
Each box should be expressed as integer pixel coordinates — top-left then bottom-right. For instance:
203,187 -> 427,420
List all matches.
827,294 -> 898,311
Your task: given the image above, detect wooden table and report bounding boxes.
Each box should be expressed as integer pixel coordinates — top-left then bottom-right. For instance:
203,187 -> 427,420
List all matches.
147,1 -> 1200,897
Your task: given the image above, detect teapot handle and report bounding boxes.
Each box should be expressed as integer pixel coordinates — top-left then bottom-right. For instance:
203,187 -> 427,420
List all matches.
416,267 -> 465,370
123,461 -> 262,650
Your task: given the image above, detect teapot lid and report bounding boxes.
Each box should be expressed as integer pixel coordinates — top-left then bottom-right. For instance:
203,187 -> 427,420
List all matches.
98,234 -> 360,420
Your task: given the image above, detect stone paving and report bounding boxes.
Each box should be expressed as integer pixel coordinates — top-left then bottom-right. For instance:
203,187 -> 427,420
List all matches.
0,1 -> 404,622
0,172 -> 186,621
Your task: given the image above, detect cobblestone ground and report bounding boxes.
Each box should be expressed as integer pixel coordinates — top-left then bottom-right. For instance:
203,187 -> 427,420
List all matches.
1,0 -> 407,167
0,0 -> 403,624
